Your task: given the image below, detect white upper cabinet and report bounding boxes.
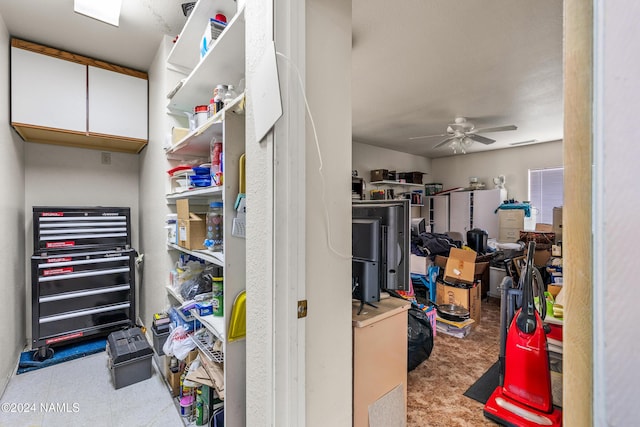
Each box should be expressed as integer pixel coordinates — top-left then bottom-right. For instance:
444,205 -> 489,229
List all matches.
10,39 -> 148,153
11,47 -> 86,132
88,66 -> 148,140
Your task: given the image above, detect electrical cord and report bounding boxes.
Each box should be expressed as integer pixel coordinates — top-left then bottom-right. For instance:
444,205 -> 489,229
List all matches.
275,51 -> 351,260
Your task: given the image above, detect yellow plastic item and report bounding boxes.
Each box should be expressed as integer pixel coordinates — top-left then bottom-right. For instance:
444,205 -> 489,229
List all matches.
238,153 -> 246,194
228,290 -> 246,342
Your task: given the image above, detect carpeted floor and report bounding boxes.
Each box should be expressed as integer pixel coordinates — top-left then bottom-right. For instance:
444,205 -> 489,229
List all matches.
407,297 -> 502,426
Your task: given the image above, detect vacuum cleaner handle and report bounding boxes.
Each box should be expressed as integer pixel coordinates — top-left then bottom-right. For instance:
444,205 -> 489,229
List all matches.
516,241 -> 538,334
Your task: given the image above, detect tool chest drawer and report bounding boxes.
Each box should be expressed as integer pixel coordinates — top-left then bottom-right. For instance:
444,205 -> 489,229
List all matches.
31,249 -> 136,348
33,206 -> 131,252
32,250 -> 133,296
38,303 -> 132,340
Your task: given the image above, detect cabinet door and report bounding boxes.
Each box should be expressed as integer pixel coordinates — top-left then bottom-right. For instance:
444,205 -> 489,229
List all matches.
449,192 -> 470,235
432,195 -> 450,234
11,47 -> 86,132
473,189 -> 501,238
88,66 -> 148,140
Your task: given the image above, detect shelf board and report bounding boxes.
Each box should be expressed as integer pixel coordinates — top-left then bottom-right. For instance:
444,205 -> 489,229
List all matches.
191,311 -> 226,342
369,180 -> 424,188
165,285 -> 226,342
166,285 -> 185,304
165,93 -> 245,158
167,6 -> 245,112
166,118 -> 223,157
167,243 -> 225,267
167,0 -> 239,71
166,185 -> 223,201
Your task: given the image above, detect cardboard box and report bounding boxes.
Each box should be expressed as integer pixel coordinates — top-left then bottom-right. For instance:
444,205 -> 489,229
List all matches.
165,365 -> 181,397
498,209 -> 525,229
370,169 -> 389,182
176,199 -> 206,250
171,126 -> 190,145
433,253 -> 489,285
525,246 -> 552,266
442,248 -> 478,285
535,223 -> 554,232
436,280 -> 482,325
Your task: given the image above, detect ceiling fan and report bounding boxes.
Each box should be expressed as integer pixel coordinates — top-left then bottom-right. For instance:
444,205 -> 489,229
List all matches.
409,117 -> 517,153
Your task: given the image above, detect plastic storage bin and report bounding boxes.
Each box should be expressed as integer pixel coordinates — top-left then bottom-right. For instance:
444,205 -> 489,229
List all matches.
152,326 -> 170,356
107,328 -> 153,389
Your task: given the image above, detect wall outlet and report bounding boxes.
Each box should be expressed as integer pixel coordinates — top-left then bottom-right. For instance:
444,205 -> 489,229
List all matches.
101,152 -> 111,165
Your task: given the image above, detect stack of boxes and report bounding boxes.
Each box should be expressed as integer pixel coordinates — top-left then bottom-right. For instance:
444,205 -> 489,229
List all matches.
433,248 -> 488,338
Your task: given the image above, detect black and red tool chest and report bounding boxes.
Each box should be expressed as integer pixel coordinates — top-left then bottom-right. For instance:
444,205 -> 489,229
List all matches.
31,206 -> 135,358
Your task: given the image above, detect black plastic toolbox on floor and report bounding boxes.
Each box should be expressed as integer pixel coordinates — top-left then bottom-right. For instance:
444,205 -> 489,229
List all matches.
107,327 -> 153,389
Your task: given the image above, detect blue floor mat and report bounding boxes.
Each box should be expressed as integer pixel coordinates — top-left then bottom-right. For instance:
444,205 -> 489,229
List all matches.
17,337 -> 107,375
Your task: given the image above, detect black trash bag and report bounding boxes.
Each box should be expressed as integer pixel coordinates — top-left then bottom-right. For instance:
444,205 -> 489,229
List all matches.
180,264 -> 216,300
407,306 -> 434,371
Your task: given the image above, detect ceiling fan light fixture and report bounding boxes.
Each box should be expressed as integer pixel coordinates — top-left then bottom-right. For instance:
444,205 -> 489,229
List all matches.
449,138 -> 459,154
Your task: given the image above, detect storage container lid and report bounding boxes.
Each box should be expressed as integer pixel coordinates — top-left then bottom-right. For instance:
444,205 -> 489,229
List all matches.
210,202 -> 223,208
107,327 -> 152,364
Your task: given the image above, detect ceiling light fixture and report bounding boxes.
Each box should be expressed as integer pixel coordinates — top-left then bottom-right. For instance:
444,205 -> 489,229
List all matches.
74,0 -> 122,27
449,136 -> 474,154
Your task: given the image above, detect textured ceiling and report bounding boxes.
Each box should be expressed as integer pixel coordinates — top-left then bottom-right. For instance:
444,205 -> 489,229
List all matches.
352,0 -> 564,158
0,1 -> 564,159
0,0 -> 187,72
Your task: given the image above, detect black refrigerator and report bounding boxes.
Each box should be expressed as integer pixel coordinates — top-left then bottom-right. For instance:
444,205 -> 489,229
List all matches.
30,206 -> 136,360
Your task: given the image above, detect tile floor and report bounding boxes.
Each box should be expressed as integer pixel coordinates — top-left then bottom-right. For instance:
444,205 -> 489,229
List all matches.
0,351 -> 184,427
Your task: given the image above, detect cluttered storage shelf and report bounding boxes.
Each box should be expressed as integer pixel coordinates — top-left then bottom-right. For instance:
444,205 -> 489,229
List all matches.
157,0 -> 247,425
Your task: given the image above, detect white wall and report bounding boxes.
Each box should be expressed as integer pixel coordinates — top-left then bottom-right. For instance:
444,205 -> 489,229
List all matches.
595,1 -> 640,424
353,141 -> 431,187
0,13 -> 26,396
305,1 -> 352,425
431,141 -> 563,202
246,0 -> 352,425
137,36 -> 175,331
23,141 -> 140,342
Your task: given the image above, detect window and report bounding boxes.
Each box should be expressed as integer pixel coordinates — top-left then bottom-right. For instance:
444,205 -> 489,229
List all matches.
528,167 -> 564,224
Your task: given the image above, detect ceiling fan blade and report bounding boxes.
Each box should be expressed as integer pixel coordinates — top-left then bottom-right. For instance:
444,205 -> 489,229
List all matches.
433,136 -> 457,149
509,139 -> 537,146
467,134 -> 495,145
408,133 -> 447,141
471,125 -> 517,133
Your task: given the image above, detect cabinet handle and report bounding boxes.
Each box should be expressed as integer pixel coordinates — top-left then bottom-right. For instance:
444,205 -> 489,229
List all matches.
38,256 -> 129,268
39,302 -> 130,323
38,267 -> 130,282
39,284 -> 131,303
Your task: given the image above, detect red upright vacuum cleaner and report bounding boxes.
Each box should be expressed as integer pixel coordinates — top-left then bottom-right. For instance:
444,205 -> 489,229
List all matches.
484,241 -> 562,426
